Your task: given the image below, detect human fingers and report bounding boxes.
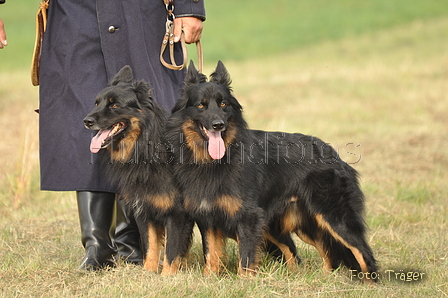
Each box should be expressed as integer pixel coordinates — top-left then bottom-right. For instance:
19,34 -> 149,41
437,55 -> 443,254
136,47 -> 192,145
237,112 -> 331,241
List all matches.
173,17 -> 203,44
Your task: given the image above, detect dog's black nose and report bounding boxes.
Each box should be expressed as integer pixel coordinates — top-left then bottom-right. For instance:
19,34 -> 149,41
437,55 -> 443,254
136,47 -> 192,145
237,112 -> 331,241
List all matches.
83,117 -> 96,128
212,120 -> 225,131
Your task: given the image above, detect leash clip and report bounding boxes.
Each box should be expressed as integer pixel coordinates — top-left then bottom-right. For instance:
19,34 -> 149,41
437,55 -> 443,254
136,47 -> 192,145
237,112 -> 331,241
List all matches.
165,0 -> 175,22
160,19 -> 187,70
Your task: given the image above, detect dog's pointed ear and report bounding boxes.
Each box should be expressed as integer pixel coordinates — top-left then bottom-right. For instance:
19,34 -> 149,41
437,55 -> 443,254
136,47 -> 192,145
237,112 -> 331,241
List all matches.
188,60 -> 197,73
110,65 -> 134,86
185,60 -> 207,86
132,79 -> 154,110
173,61 -> 206,113
210,60 -> 232,88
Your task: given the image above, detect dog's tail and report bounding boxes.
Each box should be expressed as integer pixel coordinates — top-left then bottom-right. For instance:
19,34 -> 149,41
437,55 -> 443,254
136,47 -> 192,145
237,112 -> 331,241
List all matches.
302,168 -> 378,281
321,229 -> 378,274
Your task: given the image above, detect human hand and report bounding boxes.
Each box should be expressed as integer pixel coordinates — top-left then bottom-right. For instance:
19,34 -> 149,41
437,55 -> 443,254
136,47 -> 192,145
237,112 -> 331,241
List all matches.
0,18 -> 7,49
173,17 -> 203,44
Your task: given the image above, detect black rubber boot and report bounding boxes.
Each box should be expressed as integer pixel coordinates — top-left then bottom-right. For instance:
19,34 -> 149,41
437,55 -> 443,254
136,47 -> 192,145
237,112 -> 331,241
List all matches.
115,198 -> 143,264
76,191 -> 117,271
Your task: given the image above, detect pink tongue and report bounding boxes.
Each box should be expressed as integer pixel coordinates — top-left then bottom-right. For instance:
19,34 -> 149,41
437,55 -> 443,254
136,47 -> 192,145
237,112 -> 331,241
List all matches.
90,129 -> 111,153
208,131 -> 225,160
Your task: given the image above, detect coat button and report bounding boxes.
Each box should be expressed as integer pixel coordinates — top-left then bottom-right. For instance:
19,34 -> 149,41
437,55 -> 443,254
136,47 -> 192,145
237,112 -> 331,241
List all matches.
108,26 -> 117,33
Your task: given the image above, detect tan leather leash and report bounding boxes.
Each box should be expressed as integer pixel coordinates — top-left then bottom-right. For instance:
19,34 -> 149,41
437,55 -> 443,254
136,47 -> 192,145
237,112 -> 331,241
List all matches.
160,0 -> 203,73
31,0 -> 50,86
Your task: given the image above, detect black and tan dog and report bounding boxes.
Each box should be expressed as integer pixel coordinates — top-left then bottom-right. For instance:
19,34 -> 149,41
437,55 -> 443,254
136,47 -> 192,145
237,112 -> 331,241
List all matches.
83,66 -> 193,275
165,61 -> 377,280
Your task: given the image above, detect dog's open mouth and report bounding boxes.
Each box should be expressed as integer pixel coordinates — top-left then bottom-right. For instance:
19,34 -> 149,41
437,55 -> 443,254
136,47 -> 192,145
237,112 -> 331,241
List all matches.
90,122 -> 126,153
198,122 -> 226,160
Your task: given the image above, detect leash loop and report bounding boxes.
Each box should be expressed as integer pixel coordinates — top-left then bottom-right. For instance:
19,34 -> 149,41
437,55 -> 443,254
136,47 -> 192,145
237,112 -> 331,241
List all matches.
160,18 -> 188,71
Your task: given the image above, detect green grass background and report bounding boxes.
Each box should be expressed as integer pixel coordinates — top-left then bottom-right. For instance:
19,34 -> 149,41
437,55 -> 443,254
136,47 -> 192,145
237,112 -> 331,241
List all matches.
2,0 -> 448,68
1,0 -> 448,297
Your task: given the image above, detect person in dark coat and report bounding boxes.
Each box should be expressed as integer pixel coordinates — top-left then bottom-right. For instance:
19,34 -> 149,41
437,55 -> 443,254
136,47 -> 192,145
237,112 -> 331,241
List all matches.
1,0 -> 205,270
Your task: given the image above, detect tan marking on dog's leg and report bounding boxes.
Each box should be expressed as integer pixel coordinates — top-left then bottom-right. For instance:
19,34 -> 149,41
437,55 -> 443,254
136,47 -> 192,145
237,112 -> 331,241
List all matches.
315,214 -> 370,280
281,197 -> 301,234
236,236 -> 259,277
296,230 -> 333,273
282,208 -> 300,234
238,263 -> 258,277
203,229 -> 225,276
161,255 -> 182,276
264,233 -> 298,271
143,223 -> 163,272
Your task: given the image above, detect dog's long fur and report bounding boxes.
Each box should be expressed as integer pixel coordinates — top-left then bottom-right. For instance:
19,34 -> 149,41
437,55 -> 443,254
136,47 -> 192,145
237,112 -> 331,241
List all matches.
166,61 -> 377,279
83,66 -> 193,275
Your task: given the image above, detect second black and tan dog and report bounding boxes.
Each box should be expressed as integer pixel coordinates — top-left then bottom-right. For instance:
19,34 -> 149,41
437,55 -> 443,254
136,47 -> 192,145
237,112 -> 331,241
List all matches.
165,61 -> 377,280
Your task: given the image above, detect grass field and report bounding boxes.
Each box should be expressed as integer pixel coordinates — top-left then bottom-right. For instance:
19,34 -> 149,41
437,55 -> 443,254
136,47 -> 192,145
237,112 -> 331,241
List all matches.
1,1 -> 448,297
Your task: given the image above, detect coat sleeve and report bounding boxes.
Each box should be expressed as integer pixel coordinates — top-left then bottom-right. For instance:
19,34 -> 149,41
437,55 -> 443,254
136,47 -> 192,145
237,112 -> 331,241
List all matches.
174,0 -> 206,21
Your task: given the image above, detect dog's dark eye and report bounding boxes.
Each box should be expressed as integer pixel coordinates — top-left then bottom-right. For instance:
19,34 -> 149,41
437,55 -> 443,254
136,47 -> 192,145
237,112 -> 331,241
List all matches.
110,104 -> 119,109
220,102 -> 227,108
197,103 -> 205,109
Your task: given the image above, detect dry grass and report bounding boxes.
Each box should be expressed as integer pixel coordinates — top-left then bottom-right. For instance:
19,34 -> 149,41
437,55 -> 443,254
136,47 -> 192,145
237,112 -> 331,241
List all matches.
1,18 -> 448,297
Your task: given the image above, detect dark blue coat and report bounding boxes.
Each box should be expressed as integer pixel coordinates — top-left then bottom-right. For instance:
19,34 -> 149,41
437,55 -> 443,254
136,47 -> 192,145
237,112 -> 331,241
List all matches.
38,0 -> 205,192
